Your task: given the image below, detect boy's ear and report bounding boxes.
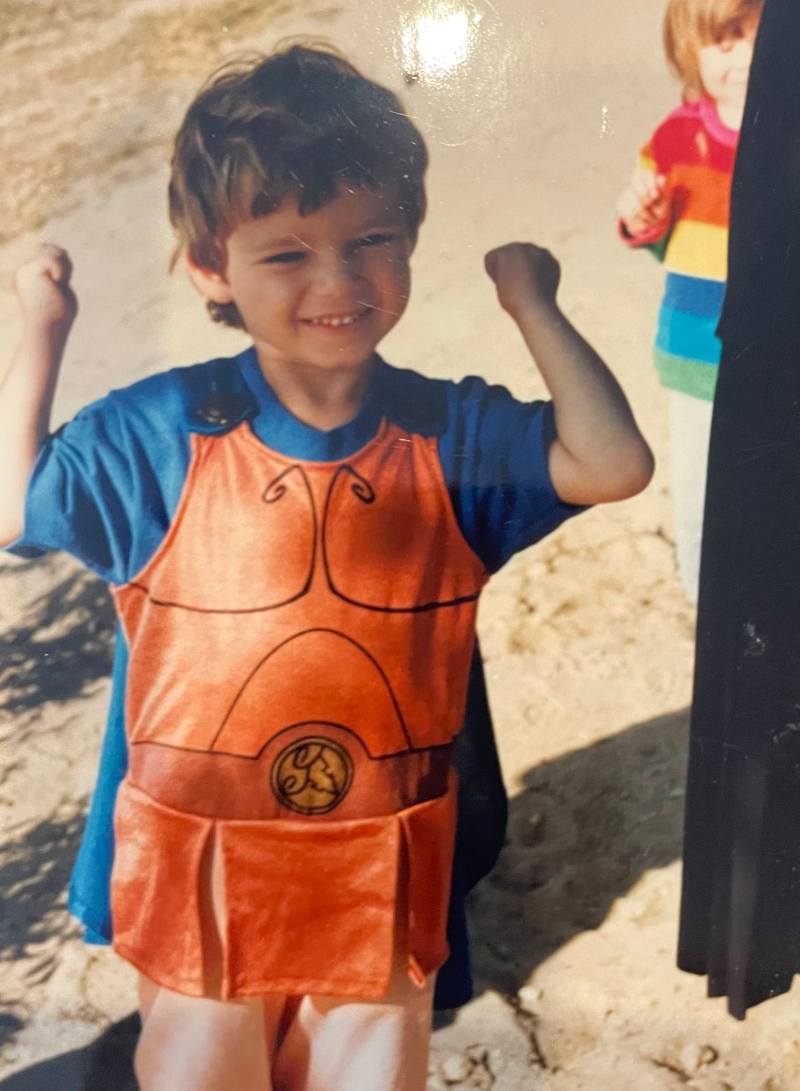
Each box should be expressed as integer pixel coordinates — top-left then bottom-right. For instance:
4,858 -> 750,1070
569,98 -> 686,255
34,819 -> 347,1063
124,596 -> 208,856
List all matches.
185,254 -> 234,305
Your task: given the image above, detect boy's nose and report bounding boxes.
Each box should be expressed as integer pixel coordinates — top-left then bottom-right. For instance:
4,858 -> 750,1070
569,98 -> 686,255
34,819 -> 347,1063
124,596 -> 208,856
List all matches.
315,253 -> 360,296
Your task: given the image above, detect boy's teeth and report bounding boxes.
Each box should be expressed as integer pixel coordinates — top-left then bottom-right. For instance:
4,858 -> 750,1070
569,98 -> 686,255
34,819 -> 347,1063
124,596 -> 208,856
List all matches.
310,311 -> 363,327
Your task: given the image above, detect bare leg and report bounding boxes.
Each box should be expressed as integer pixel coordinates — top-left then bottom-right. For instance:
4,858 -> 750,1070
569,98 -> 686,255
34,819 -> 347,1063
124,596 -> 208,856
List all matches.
135,976 -> 284,1091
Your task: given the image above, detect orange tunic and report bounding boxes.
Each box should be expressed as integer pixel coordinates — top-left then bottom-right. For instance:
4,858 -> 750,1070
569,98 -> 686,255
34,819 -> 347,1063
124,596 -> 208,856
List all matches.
110,419 -> 488,999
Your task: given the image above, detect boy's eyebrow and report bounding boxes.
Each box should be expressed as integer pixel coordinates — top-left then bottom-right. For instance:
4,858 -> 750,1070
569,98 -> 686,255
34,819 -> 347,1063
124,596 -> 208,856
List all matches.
254,234 -> 314,251
354,219 -> 405,232
251,219 -> 405,254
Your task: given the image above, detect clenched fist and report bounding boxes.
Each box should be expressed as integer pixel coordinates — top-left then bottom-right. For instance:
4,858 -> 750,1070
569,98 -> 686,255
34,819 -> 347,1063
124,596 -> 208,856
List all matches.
616,170 -> 669,239
15,244 -> 78,334
484,242 -> 561,319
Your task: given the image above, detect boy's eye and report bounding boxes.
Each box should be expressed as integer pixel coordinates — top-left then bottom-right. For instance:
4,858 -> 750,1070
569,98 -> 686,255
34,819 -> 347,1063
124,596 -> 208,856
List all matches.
353,233 -> 397,250
263,251 -> 306,265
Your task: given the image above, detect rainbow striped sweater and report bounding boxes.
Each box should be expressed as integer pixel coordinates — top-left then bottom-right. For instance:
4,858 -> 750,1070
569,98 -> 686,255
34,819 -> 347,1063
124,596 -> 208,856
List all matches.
625,97 -> 738,401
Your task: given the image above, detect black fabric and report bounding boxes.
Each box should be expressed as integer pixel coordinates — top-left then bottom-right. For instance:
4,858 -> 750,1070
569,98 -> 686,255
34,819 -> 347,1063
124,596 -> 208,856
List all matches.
452,644 -> 508,893
189,357 -> 259,432
677,0 -> 800,1019
434,644 -> 508,1009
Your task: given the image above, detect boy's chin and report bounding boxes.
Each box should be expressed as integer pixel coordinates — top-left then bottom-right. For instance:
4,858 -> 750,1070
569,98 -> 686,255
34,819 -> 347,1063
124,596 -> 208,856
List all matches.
312,351 -> 380,372
261,349 -> 380,374
300,340 -> 384,372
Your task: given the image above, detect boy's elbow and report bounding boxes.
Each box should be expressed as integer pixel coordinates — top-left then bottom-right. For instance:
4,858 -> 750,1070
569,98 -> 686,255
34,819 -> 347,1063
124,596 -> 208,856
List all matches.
554,440 -> 655,505
602,441 -> 655,501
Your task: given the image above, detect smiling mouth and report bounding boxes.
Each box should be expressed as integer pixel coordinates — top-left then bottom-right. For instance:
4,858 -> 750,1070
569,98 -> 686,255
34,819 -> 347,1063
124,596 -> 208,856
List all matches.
302,306 -> 371,329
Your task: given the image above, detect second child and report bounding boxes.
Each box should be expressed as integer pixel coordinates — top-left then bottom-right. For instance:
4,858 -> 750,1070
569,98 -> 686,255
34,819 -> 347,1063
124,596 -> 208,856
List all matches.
617,0 -> 763,602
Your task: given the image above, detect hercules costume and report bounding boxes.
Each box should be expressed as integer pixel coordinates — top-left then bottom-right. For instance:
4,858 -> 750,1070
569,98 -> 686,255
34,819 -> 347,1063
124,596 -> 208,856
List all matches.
9,348 -> 581,1001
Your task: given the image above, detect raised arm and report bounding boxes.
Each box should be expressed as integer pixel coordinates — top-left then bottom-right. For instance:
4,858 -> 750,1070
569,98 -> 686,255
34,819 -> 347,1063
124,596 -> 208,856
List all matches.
0,245 -> 77,546
485,242 -> 654,506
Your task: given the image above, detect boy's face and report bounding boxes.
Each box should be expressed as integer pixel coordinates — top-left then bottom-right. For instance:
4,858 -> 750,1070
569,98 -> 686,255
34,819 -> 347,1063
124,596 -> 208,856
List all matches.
193,186 -> 414,375
698,12 -> 760,115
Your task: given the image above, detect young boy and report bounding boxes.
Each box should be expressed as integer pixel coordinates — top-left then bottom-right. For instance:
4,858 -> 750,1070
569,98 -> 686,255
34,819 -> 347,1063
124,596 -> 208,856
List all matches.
0,45 -> 653,1091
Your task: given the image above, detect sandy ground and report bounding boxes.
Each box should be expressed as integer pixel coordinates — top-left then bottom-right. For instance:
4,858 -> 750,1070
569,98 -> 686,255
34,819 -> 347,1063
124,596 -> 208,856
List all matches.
1,1 -> 798,1088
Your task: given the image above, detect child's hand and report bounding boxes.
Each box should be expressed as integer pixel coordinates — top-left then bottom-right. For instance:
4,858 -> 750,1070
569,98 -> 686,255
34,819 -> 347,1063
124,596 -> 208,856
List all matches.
616,171 -> 669,238
14,245 -> 78,334
484,243 -> 561,319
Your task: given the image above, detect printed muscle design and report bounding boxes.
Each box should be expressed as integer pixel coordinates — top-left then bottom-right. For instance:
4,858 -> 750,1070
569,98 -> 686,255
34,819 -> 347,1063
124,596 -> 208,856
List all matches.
115,425 -> 487,809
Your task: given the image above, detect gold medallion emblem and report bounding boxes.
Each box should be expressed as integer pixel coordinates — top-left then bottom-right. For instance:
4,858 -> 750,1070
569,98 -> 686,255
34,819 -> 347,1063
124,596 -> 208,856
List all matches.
271,737 -> 354,815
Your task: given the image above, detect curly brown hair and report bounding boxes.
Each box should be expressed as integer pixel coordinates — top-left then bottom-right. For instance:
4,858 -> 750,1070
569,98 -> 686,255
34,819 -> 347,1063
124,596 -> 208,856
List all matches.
168,43 -> 428,328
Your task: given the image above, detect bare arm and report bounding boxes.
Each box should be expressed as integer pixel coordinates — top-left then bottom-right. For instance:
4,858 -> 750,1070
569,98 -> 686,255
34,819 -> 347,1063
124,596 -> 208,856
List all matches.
485,243 -> 654,506
0,245 -> 77,545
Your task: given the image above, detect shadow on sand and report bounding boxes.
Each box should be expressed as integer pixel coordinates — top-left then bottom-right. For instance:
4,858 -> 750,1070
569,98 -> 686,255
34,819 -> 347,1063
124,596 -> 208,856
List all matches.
0,558 -> 115,719
1,558 -> 118,1070
468,707 -> 689,995
0,806 -> 87,982
0,1016 -> 139,1091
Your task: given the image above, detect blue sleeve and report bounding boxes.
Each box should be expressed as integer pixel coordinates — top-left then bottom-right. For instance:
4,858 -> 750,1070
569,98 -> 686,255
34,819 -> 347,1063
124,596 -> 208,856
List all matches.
7,376 -> 191,584
439,376 -> 585,572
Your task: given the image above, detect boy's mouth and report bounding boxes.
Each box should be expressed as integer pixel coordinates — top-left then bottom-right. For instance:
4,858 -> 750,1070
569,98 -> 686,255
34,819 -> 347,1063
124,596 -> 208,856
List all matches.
302,306 -> 370,329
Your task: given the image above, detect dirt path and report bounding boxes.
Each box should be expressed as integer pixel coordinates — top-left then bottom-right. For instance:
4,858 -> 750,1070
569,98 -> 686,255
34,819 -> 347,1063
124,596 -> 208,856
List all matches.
1,2 -> 797,1089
